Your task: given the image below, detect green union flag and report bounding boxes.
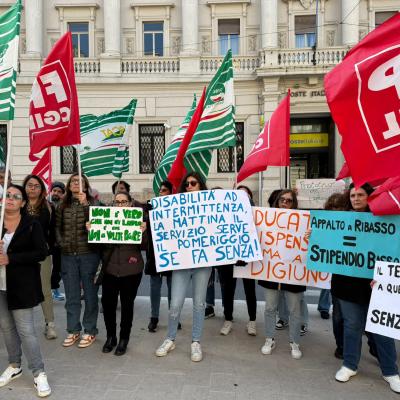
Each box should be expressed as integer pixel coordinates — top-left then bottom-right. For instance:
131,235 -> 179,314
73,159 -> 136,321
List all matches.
0,0 -> 21,121
184,50 -> 236,180
152,95 -> 197,195
79,100 -> 137,178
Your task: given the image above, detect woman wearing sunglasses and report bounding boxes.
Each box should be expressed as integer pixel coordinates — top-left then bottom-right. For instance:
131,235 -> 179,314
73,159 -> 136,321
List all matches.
97,192 -> 146,356
156,172 -> 210,362
0,185 -> 51,397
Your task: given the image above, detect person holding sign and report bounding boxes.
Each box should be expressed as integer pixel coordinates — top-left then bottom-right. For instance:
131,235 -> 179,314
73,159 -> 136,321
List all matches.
56,174 -> 100,349
259,189 -> 305,359
332,183 -> 400,393
155,172 -> 211,362
97,192 -> 146,356
0,185 -> 51,397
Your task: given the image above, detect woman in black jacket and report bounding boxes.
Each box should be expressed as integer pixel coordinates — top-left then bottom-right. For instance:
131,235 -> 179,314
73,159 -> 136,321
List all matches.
23,174 -> 57,340
0,184 -> 51,397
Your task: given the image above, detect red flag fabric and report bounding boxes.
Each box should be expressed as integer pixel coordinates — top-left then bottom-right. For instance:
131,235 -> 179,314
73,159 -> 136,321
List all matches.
325,13 -> 400,187
29,32 -> 80,161
237,92 -> 290,183
368,176 -> 400,215
336,162 -> 350,180
168,87 -> 206,192
32,148 -> 52,190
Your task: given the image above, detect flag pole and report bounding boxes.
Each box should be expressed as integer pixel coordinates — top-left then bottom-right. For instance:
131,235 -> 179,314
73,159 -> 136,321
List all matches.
77,145 -> 83,193
258,171 -> 263,206
233,146 -> 238,188
0,120 -> 13,236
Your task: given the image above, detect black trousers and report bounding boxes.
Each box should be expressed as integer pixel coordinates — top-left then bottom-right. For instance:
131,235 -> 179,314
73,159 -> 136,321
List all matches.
217,265 -> 257,321
51,247 -> 62,290
101,273 -> 142,340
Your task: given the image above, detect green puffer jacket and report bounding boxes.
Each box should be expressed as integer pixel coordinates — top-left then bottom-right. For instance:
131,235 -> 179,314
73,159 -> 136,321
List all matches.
56,199 -> 99,255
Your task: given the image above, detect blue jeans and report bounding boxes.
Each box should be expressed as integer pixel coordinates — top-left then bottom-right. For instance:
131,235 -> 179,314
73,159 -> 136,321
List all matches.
0,291 -> 44,377
150,274 -> 172,319
61,253 -> 100,335
339,299 -> 398,376
279,291 -> 308,325
332,295 -> 343,351
264,289 -> 302,344
318,289 -> 331,313
167,267 -> 211,342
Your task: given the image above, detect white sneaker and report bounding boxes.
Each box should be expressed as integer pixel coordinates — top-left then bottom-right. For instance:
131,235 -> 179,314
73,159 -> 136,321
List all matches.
191,341 -> 203,362
290,342 -> 302,359
247,321 -> 257,336
261,338 -> 276,355
383,375 -> 400,393
0,365 -> 22,387
34,372 -> 51,397
220,320 -> 233,336
155,339 -> 175,357
335,366 -> 357,382
45,322 -> 57,340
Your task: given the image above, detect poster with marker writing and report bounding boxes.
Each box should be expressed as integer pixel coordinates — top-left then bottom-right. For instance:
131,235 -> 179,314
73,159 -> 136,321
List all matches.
149,190 -> 262,272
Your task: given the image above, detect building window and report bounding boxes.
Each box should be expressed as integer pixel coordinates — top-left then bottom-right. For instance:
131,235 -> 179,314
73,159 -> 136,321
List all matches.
375,11 -> 397,27
0,125 -> 7,167
143,21 -> 164,56
60,146 -> 78,175
217,122 -> 244,173
218,19 -> 240,56
295,15 -> 316,48
68,22 -> 89,58
139,124 -> 165,173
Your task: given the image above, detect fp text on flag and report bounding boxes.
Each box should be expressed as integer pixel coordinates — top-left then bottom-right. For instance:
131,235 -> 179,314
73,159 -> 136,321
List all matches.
79,99 -> 137,178
324,13 -> 400,187
153,95 -> 197,195
184,50 -> 236,180
29,32 -> 80,161
237,92 -> 290,183
0,0 -> 21,120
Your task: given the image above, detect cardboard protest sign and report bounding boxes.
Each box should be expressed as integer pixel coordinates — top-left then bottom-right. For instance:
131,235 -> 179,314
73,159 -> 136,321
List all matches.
234,208 -> 331,288
366,262 -> 400,340
296,179 -> 346,209
88,206 -> 143,244
307,211 -> 400,279
149,190 -> 262,272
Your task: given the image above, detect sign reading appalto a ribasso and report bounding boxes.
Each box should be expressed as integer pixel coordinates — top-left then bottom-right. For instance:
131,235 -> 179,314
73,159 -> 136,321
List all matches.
88,206 -> 143,244
306,210 -> 400,279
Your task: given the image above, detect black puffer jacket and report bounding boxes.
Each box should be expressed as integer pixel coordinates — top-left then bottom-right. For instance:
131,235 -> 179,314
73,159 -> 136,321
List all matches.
56,198 -> 99,255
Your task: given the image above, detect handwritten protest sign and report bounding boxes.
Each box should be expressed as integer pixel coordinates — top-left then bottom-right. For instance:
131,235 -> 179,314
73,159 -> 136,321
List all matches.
234,208 -> 331,288
296,179 -> 346,209
88,206 -> 143,244
307,211 -> 400,279
366,262 -> 400,340
149,190 -> 262,272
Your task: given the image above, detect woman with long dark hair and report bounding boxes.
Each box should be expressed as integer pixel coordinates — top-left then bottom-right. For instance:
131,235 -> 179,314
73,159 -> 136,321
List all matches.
23,174 -> 57,340
155,172 -> 211,362
332,183 -> 400,393
0,184 -> 51,397
56,173 -> 100,349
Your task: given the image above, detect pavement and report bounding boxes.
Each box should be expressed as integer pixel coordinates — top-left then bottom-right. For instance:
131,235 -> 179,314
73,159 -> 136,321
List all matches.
0,297 -> 399,400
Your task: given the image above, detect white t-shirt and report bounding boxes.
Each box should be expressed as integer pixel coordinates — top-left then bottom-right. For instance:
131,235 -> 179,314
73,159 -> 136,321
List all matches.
0,232 -> 14,291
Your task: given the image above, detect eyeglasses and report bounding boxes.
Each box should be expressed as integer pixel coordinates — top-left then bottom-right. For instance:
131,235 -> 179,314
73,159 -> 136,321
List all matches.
185,180 -> 199,188
70,178 -> 82,184
6,192 -> 23,201
279,197 -> 293,204
114,200 -> 130,206
27,183 -> 41,190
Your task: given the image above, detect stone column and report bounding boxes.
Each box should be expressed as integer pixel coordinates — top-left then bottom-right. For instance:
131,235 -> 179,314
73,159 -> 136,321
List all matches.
261,0 -> 277,49
182,0 -> 199,55
25,0 -> 43,56
342,0 -> 359,46
103,0 -> 121,55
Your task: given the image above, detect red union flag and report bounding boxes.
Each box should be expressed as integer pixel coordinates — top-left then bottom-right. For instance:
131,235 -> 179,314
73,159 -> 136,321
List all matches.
237,92 -> 290,183
29,32 -> 80,161
325,13 -> 400,186
368,176 -> 400,215
32,148 -> 52,189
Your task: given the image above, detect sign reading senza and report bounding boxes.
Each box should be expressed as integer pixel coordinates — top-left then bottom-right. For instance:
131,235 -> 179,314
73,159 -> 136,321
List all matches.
366,262 -> 400,341
234,208 -> 330,288
307,210 -> 400,279
149,190 -> 261,272
88,206 -> 143,244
